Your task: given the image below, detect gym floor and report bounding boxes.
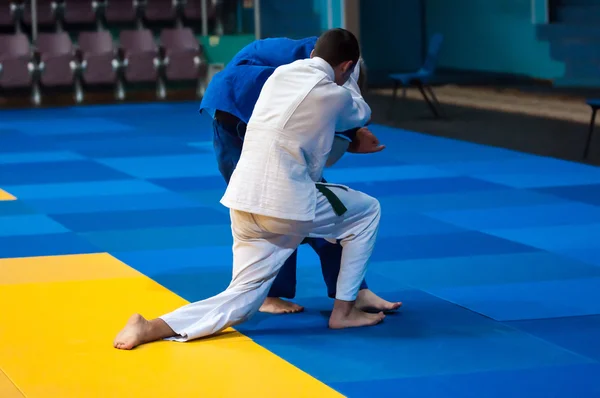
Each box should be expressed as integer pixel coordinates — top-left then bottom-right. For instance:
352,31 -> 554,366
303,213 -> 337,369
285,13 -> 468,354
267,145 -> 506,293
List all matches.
1,101 -> 599,397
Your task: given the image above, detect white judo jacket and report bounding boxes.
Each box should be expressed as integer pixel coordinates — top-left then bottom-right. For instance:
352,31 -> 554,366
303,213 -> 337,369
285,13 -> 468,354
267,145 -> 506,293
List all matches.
220,56 -> 371,222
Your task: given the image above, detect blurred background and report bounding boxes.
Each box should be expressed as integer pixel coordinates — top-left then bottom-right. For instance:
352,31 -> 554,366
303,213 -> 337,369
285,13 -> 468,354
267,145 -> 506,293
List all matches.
1,0 -> 600,164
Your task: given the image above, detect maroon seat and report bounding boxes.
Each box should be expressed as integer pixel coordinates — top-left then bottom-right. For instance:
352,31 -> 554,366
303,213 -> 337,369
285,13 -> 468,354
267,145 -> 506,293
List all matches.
3,1 -> 25,32
0,33 -> 32,89
36,32 -> 76,87
145,0 -> 177,22
119,29 -> 159,83
160,28 -> 206,81
0,3 -> 13,27
63,0 -> 100,24
78,31 -> 117,85
183,0 -> 214,21
23,0 -> 61,27
105,0 -> 138,23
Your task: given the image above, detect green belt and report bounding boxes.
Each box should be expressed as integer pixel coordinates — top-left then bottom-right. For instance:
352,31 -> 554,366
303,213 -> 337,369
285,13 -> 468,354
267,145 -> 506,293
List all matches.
316,183 -> 348,216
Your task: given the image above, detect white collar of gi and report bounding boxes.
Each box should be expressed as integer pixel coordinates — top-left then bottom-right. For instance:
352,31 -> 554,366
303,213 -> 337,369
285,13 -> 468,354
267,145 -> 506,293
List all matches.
310,56 -> 335,81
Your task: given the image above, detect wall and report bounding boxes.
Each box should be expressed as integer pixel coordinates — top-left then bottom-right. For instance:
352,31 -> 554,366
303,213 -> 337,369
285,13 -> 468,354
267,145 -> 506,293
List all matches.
312,0 -> 343,30
259,0 -> 343,39
359,0 -> 424,85
425,0 -> 564,79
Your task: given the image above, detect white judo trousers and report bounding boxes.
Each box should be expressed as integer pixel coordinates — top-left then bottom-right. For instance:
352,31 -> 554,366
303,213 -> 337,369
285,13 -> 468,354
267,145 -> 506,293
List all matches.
159,183 -> 381,342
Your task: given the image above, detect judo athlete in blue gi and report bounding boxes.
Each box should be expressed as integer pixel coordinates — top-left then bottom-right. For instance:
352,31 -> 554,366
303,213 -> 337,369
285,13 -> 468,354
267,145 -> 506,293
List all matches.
199,36 -> 401,315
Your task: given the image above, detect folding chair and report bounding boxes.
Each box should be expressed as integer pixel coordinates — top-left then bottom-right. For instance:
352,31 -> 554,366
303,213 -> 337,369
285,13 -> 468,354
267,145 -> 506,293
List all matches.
584,99 -> 600,160
389,33 -> 444,118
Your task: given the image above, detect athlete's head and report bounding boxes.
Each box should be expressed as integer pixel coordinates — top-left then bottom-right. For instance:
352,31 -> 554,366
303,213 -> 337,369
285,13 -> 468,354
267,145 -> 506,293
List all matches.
311,28 -> 360,86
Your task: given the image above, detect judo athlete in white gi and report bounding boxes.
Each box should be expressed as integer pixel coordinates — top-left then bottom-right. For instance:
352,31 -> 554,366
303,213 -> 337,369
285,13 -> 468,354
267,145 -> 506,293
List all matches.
114,28 -> 384,350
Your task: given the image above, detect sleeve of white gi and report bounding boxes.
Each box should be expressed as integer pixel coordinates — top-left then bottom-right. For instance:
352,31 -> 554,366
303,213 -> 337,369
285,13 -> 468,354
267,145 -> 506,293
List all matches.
335,58 -> 371,133
342,57 -> 363,97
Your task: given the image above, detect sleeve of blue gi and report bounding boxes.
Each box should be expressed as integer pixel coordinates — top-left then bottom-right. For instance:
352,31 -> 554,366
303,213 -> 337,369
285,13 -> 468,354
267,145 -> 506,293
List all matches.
239,37 -> 317,68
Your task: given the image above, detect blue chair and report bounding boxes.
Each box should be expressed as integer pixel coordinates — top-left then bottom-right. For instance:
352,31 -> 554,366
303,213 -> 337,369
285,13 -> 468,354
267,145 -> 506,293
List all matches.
584,99 -> 600,159
389,33 -> 444,117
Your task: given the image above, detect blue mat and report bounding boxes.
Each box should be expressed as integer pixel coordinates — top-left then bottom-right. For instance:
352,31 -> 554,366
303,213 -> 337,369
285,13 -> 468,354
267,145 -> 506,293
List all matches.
1,117 -> 133,135
536,184 -> 600,206
4,179 -> 168,199
377,188 -> 567,213
114,246 -> 233,275
426,202 -> 600,230
330,363 -> 600,398
80,224 -> 233,252
323,164 -> 456,184
0,160 -> 132,185
508,315 -> 600,362
236,289 -> 591,383
370,232 -> 536,263
377,212 -> 464,238
428,277 -> 600,321
369,251 -> 600,289
556,247 -> 600,267
25,192 -> 200,214
473,170 -> 600,188
0,214 -> 70,236
0,200 -> 37,216
0,150 -> 83,164
485,224 -> 600,253
2,102 -> 600,397
50,206 -> 229,232
0,232 -> 99,258
96,154 -> 220,179
432,156 -> 597,175
349,176 -> 507,197
0,130 -> 57,153
148,176 -> 227,192
64,139 -> 203,158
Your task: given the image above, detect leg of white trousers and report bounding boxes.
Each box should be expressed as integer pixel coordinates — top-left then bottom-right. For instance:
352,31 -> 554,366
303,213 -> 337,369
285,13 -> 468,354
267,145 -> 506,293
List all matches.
159,210 -> 303,342
255,185 -> 381,302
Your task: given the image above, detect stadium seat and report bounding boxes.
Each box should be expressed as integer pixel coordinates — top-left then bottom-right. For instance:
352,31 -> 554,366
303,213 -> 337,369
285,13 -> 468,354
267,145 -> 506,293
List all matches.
105,0 -> 141,25
77,31 -> 120,99
0,3 -> 14,28
183,0 -> 215,23
117,29 -> 162,97
63,0 -> 104,27
159,27 -> 207,96
145,0 -> 180,24
2,1 -> 25,33
0,33 -> 34,91
23,0 -> 63,29
34,32 -> 79,102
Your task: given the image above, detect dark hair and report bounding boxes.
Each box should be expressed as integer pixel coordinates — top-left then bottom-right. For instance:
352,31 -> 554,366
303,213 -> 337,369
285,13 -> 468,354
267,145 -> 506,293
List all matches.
313,28 -> 360,67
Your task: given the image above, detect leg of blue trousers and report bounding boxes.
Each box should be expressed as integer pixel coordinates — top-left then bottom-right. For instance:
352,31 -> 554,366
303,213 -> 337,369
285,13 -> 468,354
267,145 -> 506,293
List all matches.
212,118 -> 297,298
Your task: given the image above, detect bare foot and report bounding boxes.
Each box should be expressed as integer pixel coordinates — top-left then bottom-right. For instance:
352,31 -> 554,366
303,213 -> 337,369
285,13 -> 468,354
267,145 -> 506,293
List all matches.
259,297 -> 304,314
356,289 -> 402,313
113,314 -> 175,350
114,314 -> 151,350
329,305 -> 385,329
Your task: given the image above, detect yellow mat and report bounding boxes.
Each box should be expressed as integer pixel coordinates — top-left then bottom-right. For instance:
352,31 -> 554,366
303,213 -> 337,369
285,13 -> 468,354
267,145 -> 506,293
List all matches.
0,369 -> 24,398
0,189 -> 16,201
0,253 -> 343,397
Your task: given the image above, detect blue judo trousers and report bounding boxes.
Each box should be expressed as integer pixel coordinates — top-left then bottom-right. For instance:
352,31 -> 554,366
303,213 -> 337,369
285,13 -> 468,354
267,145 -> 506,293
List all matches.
200,37 -> 368,299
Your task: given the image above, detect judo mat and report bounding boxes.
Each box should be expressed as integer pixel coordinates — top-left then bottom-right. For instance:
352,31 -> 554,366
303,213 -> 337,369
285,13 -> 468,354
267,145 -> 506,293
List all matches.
1,102 -> 599,398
